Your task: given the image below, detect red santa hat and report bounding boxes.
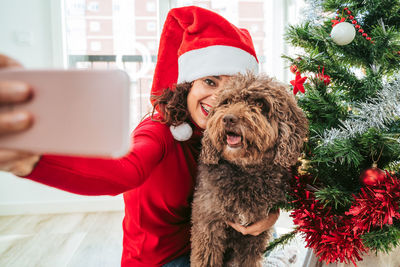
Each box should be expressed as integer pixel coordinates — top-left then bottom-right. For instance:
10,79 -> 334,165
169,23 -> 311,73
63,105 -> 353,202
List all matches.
151,6 -> 259,141
151,6 -> 259,100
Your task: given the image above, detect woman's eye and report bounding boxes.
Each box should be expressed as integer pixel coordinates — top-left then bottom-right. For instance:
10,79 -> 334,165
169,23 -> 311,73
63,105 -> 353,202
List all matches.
204,79 -> 216,86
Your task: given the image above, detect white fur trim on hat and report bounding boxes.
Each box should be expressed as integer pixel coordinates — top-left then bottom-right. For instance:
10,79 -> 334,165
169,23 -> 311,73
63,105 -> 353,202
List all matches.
177,45 -> 259,83
170,122 -> 193,141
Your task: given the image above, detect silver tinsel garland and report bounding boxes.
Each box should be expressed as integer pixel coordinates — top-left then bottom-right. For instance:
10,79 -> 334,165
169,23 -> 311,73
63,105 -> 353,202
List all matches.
320,74 -> 400,146
300,0 -> 325,25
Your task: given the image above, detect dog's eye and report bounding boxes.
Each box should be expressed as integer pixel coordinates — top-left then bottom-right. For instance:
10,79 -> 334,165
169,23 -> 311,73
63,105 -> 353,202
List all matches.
255,100 -> 270,115
220,99 -> 229,105
254,100 -> 265,110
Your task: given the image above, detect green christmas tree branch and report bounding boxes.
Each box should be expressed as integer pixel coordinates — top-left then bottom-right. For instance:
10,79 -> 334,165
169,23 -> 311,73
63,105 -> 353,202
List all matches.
362,224 -> 400,254
264,228 -> 299,254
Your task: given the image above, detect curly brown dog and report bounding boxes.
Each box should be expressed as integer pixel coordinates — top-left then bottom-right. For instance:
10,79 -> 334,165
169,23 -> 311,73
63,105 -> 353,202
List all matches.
190,72 -> 308,267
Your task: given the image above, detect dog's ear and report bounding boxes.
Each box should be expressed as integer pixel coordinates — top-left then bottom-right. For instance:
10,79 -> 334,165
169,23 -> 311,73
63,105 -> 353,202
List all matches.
200,131 -> 220,165
272,84 -> 308,168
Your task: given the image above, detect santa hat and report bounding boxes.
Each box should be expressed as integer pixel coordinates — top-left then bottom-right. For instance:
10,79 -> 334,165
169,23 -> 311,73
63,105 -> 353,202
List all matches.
151,6 -> 259,141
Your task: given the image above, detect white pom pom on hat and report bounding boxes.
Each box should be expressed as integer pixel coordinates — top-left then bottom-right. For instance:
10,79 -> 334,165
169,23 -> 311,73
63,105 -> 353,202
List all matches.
170,123 -> 193,141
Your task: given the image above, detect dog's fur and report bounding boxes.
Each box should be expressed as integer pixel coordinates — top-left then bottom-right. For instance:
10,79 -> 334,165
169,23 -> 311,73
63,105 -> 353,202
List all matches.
190,73 -> 308,267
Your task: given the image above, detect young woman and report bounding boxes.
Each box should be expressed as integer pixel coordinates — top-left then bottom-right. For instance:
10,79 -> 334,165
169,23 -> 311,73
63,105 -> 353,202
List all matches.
0,6 -> 279,266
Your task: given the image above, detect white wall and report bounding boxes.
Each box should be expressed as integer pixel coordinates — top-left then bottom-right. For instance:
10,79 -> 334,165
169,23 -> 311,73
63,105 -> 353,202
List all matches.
1,0 -> 52,67
0,0 -> 123,215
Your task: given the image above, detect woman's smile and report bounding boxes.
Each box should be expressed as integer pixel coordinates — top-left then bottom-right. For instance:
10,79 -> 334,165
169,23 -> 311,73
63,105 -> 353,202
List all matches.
200,103 -> 212,116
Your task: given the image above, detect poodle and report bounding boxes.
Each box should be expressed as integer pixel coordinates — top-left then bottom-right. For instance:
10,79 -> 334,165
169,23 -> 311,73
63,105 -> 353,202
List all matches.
190,72 -> 308,267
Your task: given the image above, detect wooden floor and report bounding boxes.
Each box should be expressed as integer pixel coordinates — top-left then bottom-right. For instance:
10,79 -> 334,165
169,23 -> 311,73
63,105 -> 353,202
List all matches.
0,211 -> 309,267
0,211 -> 124,267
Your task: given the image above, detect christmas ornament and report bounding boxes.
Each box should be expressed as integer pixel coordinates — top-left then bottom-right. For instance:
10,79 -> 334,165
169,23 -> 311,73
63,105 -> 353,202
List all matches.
170,123 -> 193,141
331,22 -> 356,45
317,66 -> 331,86
290,64 -> 298,73
360,163 -> 386,186
290,71 -> 308,95
332,7 -> 374,44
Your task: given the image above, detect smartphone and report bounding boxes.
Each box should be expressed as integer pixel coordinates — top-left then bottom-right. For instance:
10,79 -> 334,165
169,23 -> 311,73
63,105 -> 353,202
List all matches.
0,68 -> 131,158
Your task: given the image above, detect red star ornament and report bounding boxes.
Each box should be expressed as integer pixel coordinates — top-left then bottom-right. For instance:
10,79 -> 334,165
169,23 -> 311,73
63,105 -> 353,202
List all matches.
290,71 -> 308,95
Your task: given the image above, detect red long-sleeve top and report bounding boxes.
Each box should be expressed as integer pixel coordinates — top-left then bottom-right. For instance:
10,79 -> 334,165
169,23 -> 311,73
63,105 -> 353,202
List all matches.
23,116 -> 203,266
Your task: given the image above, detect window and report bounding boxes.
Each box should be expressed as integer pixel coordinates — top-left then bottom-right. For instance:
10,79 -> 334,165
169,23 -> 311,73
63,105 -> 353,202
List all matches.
64,0 -> 160,130
89,21 -> 101,32
87,1 -> 100,12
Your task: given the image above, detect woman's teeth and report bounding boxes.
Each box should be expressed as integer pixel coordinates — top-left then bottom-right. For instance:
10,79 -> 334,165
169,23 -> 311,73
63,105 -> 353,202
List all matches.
201,104 -> 210,114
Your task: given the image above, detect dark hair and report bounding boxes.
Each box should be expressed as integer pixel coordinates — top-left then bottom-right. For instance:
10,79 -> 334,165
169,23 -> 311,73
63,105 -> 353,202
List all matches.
150,82 -> 192,126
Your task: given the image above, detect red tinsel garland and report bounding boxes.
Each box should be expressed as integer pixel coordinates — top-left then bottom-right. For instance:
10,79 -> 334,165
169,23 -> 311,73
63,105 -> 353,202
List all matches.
290,173 -> 400,266
346,172 -> 400,232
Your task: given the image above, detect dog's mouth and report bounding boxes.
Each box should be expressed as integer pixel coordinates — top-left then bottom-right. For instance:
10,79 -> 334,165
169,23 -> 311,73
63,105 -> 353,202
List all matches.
226,131 -> 243,148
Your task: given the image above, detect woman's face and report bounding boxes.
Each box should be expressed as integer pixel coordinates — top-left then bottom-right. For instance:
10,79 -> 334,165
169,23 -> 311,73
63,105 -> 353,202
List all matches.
187,75 -> 230,129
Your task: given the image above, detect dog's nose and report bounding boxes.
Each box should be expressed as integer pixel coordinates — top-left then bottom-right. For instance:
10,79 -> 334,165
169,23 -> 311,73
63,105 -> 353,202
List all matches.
223,114 -> 238,125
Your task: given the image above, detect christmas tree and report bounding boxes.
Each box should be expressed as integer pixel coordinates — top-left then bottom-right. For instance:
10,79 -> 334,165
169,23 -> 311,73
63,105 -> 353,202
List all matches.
269,0 -> 400,265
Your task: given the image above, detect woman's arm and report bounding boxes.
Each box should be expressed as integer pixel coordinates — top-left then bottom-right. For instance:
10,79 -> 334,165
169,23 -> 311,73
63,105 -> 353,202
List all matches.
23,122 -> 169,196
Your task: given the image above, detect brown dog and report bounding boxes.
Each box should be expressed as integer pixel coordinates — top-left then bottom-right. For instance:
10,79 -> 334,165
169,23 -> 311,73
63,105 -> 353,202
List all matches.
190,73 -> 308,267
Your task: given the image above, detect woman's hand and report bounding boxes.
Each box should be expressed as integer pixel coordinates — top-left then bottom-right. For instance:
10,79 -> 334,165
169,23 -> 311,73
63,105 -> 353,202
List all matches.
0,54 -> 40,176
227,209 -> 280,236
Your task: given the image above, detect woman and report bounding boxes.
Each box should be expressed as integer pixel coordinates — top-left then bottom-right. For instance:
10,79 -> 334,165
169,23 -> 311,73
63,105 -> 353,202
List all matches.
0,6 -> 279,267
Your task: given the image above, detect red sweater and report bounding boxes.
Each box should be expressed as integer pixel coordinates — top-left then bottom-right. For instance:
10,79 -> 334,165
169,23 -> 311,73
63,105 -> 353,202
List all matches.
24,116 -> 203,266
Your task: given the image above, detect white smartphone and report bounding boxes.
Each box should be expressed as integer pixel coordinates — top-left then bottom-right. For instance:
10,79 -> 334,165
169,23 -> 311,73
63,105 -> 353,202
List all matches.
0,68 -> 131,158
